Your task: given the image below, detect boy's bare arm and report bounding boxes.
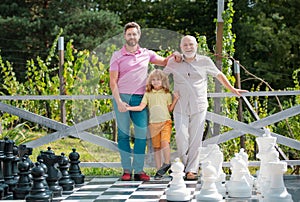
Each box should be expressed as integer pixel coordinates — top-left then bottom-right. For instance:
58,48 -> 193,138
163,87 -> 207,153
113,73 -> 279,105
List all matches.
126,103 -> 147,111
168,92 -> 180,112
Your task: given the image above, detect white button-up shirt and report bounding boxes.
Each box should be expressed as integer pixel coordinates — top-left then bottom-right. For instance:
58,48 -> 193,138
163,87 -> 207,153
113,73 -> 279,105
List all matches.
164,54 -> 221,115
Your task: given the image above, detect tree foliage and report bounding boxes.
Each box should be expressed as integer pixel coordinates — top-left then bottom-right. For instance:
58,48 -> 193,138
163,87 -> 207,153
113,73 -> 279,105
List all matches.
1,0 -> 299,90
233,0 -> 300,90
0,0 -> 122,80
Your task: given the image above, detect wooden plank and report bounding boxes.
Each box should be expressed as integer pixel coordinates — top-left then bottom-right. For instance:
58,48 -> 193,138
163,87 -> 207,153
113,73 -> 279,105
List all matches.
206,111 -> 265,136
0,102 -> 68,131
204,106 -> 300,150
0,90 -> 299,100
204,105 -> 300,150
25,112 -> 117,150
207,90 -> 300,98
0,101 -> 118,151
0,95 -> 112,100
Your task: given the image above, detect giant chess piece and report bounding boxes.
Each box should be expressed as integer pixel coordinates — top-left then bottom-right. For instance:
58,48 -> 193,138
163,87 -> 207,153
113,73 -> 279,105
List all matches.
39,147 -> 63,197
225,149 -> 253,198
13,157 -> 31,199
3,137 -> 17,192
263,161 -> 293,202
196,161 -> 223,202
199,144 -> 226,198
256,128 -> 279,195
0,139 -> 8,198
68,148 -> 85,185
37,157 -> 53,200
25,162 -> 51,202
166,158 -> 191,201
18,144 -> 34,171
58,152 -> 74,193
12,144 -> 20,186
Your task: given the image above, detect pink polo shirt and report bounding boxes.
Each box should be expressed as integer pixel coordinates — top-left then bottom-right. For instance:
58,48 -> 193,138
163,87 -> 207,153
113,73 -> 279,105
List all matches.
110,46 -> 158,95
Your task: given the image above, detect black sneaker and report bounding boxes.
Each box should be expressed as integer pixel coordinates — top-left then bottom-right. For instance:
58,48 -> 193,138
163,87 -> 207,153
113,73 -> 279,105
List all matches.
154,173 -> 163,180
156,163 -> 171,176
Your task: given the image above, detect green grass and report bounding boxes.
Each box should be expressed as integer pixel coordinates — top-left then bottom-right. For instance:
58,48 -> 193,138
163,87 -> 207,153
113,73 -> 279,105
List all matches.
30,136 -> 124,176
29,136 -> 158,176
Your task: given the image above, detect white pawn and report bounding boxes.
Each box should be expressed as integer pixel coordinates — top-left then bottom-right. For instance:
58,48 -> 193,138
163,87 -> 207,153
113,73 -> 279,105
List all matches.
166,158 -> 191,201
196,161 -> 223,202
198,144 -> 226,197
263,161 -> 293,202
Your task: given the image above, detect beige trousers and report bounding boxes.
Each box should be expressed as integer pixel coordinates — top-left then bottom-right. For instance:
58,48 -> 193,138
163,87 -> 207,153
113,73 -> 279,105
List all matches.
174,110 -> 207,174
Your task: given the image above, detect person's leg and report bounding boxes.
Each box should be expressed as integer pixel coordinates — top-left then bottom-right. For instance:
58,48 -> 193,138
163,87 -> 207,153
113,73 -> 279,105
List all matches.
161,141 -> 170,164
113,94 -> 132,173
149,122 -> 164,169
185,110 -> 207,174
160,120 -> 172,165
173,113 -> 189,168
153,148 -> 161,169
129,95 -> 148,174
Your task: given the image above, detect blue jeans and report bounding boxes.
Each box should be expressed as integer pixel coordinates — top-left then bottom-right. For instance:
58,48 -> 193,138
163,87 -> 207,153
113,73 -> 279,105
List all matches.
113,94 -> 148,173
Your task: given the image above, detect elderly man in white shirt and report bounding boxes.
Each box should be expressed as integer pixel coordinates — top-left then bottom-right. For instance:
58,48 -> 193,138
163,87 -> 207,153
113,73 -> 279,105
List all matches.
164,35 -> 247,180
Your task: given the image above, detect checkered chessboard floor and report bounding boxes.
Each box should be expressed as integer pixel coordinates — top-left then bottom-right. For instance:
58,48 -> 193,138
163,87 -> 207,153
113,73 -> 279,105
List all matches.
0,176 -> 262,201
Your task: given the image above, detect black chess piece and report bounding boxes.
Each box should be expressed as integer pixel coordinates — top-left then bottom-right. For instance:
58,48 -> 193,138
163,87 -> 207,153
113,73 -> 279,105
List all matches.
3,137 -> 17,192
13,157 -> 31,199
37,157 -> 53,200
39,147 -> 63,197
18,144 -> 34,169
68,148 -> 85,185
25,162 -> 51,202
58,152 -> 74,193
12,144 -> 20,181
0,140 -> 7,199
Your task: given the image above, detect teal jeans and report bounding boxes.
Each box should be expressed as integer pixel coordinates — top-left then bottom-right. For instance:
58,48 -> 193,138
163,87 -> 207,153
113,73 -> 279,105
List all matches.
113,94 -> 148,173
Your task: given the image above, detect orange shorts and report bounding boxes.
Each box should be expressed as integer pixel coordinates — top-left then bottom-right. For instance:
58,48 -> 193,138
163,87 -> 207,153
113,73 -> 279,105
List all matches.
148,120 -> 172,149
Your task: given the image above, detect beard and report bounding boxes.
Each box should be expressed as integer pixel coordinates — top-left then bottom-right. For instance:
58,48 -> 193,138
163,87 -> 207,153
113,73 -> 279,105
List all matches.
126,39 -> 137,47
183,50 -> 196,59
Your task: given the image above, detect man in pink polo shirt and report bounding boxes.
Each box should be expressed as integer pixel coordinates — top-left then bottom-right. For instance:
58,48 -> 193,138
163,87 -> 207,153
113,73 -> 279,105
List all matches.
109,22 -> 178,181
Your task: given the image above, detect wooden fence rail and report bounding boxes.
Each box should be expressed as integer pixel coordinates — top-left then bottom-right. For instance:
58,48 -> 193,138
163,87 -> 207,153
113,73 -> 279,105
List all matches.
0,90 -> 299,168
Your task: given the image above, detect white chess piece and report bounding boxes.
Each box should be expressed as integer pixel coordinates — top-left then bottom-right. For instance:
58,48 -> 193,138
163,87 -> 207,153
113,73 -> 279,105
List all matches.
198,144 -> 226,197
237,148 -> 255,186
225,150 -> 252,198
256,128 -> 279,195
166,158 -> 191,201
196,161 -> 223,202
263,161 -> 293,202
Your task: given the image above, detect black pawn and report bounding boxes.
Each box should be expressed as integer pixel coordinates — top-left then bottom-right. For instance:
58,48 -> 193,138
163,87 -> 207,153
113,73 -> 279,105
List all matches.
25,162 -> 51,202
69,148 -> 85,185
58,152 -> 74,193
37,157 -> 53,200
13,157 -> 31,199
